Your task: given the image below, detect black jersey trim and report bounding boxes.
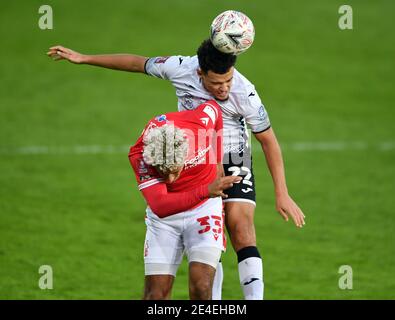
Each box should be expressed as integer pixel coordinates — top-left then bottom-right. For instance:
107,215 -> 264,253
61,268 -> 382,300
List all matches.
143,58 -> 150,75
252,125 -> 271,134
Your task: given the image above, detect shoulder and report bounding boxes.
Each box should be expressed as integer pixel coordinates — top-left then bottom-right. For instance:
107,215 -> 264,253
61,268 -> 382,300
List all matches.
231,68 -> 257,97
195,100 -> 221,124
146,55 -> 195,73
171,55 -> 198,78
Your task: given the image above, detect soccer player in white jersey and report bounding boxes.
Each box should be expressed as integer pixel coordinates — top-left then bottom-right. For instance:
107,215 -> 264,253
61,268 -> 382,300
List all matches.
48,40 -> 306,300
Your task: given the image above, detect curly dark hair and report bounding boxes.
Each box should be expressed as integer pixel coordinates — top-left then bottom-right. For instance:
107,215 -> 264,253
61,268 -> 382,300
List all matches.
197,39 -> 237,74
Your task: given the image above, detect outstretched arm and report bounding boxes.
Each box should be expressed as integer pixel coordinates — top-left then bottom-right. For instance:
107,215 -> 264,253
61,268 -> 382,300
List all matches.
254,128 -> 306,228
47,45 -> 147,73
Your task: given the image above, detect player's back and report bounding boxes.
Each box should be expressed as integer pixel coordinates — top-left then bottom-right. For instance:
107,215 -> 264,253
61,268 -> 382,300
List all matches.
129,101 -> 223,193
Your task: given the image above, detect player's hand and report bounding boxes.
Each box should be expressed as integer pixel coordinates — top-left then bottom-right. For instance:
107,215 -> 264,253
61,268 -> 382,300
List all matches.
47,45 -> 86,64
276,193 -> 306,228
216,163 -> 225,178
208,176 -> 242,198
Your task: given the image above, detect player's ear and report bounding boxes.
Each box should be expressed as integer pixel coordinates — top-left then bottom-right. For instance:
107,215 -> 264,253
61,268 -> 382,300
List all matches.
197,68 -> 203,78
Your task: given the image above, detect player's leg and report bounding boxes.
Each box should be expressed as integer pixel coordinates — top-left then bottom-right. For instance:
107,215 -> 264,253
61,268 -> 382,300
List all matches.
184,198 -> 224,300
188,259 -> 217,300
143,275 -> 174,300
225,201 -> 256,251
225,201 -> 264,300
223,153 -> 264,300
143,207 -> 184,300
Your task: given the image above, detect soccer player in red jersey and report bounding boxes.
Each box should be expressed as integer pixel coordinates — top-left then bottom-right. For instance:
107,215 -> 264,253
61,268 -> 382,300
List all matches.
49,43 -> 306,300
129,100 -> 241,299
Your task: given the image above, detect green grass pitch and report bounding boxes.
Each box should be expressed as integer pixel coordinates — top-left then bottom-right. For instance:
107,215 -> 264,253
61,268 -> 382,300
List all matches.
0,0 -> 394,299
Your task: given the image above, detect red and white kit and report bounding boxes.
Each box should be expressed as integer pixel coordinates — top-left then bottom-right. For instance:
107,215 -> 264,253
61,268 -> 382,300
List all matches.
129,100 -> 225,275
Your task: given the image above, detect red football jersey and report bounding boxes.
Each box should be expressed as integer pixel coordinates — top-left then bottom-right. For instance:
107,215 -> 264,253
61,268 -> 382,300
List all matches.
129,100 -> 223,195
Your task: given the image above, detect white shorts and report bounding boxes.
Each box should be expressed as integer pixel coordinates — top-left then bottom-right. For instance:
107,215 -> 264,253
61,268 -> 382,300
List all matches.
143,197 -> 225,276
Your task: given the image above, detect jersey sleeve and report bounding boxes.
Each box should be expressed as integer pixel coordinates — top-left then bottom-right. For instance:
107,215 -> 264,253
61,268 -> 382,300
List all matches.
129,153 -> 163,191
239,88 -> 271,133
144,55 -> 184,80
141,183 -> 209,218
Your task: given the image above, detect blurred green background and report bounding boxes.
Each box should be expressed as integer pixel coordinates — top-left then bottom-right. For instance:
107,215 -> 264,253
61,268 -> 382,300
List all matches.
0,0 -> 394,299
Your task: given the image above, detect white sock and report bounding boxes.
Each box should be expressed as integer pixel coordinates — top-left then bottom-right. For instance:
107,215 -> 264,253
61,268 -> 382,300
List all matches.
238,257 -> 264,300
212,261 -> 223,300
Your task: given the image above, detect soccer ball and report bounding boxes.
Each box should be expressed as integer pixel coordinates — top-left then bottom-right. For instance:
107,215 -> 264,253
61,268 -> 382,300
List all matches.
210,10 -> 255,55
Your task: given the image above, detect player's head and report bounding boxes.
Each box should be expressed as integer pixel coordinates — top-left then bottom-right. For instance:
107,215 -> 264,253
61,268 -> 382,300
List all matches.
197,39 -> 237,101
143,124 -> 188,183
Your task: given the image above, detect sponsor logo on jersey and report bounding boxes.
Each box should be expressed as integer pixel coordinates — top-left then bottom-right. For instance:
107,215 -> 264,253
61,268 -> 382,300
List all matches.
258,105 -> 267,120
184,146 -> 211,169
154,56 -> 170,64
224,144 -> 245,154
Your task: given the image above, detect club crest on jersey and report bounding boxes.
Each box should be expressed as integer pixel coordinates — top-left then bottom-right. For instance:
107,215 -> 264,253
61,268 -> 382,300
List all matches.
139,160 -> 148,174
181,93 -> 195,110
155,114 -> 167,122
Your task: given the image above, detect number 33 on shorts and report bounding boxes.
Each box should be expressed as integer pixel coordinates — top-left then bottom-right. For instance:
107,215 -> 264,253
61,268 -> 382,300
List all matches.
196,215 -> 222,241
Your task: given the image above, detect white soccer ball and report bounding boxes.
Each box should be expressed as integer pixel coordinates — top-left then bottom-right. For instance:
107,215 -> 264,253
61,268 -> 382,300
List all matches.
210,10 -> 255,55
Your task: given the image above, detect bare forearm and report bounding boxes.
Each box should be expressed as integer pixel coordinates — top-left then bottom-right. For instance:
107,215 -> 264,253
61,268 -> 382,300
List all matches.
48,46 -> 148,72
260,137 -> 288,196
83,54 -> 148,72
255,129 -> 305,227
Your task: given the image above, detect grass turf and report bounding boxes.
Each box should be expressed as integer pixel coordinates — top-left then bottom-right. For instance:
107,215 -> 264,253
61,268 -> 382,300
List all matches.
0,0 -> 394,299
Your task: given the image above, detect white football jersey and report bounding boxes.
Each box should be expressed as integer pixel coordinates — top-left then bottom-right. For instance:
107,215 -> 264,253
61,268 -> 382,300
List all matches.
145,55 -> 271,154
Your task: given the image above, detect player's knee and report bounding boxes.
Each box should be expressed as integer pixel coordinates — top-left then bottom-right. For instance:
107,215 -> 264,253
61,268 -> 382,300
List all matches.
228,221 -> 256,250
225,203 -> 256,245
143,273 -> 174,300
190,278 -> 212,300
144,287 -> 171,300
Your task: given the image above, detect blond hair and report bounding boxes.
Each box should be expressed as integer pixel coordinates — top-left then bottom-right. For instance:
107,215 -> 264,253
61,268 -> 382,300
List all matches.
143,124 -> 188,175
